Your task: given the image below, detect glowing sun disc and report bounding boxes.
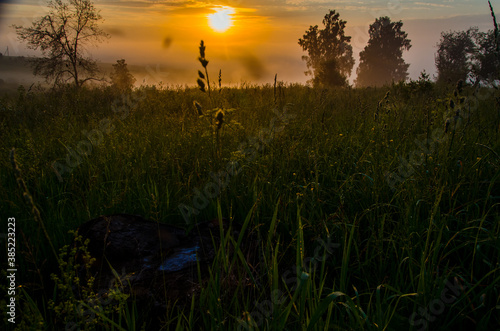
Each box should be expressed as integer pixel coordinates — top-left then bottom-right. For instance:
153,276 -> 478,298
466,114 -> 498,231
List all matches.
208,7 -> 235,33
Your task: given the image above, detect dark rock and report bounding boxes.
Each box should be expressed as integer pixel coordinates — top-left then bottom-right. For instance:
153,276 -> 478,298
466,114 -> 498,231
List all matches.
75,214 -> 244,307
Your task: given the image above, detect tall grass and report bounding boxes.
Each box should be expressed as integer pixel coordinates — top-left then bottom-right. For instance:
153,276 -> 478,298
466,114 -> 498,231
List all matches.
0,78 -> 499,329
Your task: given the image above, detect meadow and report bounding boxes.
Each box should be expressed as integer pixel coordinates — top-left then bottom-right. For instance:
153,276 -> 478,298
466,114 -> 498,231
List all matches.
0,77 -> 499,329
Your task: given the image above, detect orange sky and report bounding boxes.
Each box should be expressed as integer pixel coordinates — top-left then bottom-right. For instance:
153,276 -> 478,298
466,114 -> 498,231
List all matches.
0,0 -> 497,86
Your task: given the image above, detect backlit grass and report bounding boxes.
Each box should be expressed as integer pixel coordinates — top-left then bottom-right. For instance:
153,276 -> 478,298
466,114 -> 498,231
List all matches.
0,79 -> 499,329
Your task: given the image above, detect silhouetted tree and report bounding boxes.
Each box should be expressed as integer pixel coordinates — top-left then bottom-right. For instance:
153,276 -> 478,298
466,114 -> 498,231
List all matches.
435,29 -> 476,84
13,0 -> 109,88
298,10 -> 354,87
355,17 -> 411,87
471,29 -> 500,82
435,2 -> 500,85
470,2 -> 500,83
111,59 -> 136,91
312,58 -> 348,87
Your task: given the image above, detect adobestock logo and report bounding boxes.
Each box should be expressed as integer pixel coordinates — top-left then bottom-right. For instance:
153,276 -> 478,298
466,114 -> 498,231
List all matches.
409,277 -> 468,331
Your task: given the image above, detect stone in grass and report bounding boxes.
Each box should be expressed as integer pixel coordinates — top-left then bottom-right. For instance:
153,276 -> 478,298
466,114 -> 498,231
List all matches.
75,214 -> 251,310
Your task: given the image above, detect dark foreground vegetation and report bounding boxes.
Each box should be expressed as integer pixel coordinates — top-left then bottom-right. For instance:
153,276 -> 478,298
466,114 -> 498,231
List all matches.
0,80 -> 499,329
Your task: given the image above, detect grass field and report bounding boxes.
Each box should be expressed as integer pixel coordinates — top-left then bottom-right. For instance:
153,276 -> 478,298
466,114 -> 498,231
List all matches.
0,77 -> 499,329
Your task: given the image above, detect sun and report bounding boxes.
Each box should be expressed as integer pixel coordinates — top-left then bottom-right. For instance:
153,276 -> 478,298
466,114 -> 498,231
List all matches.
208,7 -> 235,33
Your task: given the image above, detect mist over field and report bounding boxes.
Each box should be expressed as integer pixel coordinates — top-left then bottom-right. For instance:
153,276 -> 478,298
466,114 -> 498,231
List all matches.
0,1 -> 497,87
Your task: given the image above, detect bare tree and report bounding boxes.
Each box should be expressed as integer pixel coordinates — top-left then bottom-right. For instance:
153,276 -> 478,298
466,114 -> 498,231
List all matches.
13,0 -> 109,88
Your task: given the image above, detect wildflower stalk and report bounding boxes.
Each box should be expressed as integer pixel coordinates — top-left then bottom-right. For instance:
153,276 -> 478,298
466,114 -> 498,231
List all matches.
489,1 -> 499,56
218,69 -> 222,92
195,40 -> 227,163
198,40 -> 211,97
10,148 -> 60,265
274,73 -> 277,105
215,109 -> 224,160
488,1 -> 500,83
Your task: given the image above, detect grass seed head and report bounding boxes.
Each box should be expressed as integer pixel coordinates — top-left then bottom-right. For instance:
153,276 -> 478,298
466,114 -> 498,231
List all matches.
193,101 -> 203,116
199,58 -> 209,68
199,40 -> 206,59
215,109 -> 224,129
198,41 -> 209,68
197,78 -> 206,92
456,79 -> 464,94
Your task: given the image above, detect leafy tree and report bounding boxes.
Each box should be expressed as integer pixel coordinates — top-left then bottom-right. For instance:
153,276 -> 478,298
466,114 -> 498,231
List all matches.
355,17 -> 411,87
111,59 -> 136,91
312,58 -> 349,87
470,2 -> 500,83
13,0 -> 109,88
471,29 -> 500,82
435,2 -> 500,85
436,27 -> 500,85
435,28 -> 476,84
298,10 -> 354,87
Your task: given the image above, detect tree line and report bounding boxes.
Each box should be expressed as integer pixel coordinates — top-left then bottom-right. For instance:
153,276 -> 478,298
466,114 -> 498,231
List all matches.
12,0 -> 500,89
300,4 -> 500,88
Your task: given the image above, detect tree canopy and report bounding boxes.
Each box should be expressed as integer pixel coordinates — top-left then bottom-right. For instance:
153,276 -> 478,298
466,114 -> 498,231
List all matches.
355,17 -> 411,87
435,2 -> 499,85
435,28 -> 476,84
298,10 -> 354,87
472,29 -> 500,82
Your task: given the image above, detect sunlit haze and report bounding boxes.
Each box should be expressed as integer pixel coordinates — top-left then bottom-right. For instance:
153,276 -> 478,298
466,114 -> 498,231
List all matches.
208,6 -> 235,33
0,0 -> 496,86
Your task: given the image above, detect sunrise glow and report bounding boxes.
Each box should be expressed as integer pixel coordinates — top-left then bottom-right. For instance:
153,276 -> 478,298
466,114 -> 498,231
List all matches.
208,7 -> 235,33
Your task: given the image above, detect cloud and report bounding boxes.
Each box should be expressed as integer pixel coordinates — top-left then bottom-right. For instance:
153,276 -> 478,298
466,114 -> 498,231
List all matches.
413,2 -> 454,9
